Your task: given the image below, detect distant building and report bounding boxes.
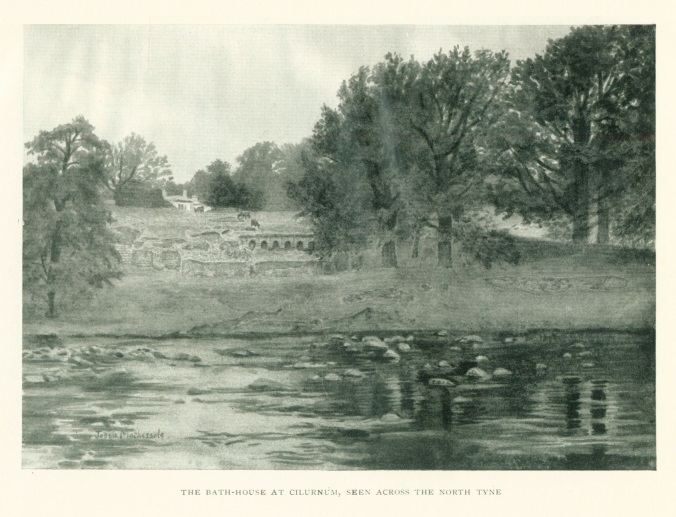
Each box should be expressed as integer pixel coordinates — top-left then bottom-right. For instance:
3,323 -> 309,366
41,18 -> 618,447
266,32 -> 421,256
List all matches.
163,189 -> 209,213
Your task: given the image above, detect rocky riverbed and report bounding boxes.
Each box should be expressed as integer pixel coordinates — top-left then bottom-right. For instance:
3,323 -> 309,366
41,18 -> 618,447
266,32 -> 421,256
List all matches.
22,329 -> 655,469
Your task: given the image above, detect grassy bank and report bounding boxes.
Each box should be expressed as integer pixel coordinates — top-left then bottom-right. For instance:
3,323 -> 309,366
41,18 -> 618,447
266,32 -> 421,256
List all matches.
23,241 -> 655,337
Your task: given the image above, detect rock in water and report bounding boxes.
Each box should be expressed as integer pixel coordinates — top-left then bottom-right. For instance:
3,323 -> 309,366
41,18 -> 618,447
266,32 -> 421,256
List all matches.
344,369 -> 364,378
397,343 -> 412,353
428,378 -> 455,387
362,336 -> 388,351
324,373 -> 342,382
563,353 -> 572,359
381,413 -> 401,422
437,330 -> 449,337
438,360 -> 451,368
382,349 -> 400,362
248,378 -> 285,391
187,387 -> 211,396
465,367 -> 491,380
492,368 -> 513,377
328,334 -> 347,346
292,362 -> 326,369
459,335 -> 483,344
173,352 -> 202,362
475,355 -> 489,363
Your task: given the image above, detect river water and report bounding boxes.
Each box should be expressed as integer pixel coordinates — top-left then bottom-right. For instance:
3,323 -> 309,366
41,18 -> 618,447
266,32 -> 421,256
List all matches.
22,330 -> 655,470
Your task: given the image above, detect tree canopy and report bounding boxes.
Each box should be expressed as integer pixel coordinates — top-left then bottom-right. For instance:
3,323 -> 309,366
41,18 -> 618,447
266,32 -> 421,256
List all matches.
490,25 -> 655,245
24,116 -> 122,317
104,133 -> 172,205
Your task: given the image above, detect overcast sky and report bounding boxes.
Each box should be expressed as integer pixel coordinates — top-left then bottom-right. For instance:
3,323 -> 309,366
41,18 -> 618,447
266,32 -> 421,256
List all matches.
24,25 -> 572,183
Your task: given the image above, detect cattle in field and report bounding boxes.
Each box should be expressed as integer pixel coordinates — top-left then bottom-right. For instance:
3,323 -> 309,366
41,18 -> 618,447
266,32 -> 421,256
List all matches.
237,211 -> 251,221
250,219 -> 260,229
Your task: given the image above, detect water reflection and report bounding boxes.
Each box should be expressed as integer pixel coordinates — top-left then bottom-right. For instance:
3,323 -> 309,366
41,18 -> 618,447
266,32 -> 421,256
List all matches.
23,332 -> 655,470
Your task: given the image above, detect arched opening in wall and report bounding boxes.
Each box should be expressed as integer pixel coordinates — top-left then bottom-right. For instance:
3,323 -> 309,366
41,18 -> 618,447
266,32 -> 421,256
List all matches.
284,241 -> 292,250
260,241 -> 268,250
271,241 -> 280,250
296,241 -> 304,251
308,241 -> 315,252
249,240 -> 256,250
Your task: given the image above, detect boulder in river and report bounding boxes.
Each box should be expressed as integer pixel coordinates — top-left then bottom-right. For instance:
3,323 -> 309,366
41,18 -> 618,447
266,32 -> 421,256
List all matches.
563,353 -> 573,359
437,330 -> 449,337
328,334 -> 347,346
382,349 -> 400,362
248,378 -> 285,391
384,335 -> 407,344
187,387 -> 211,396
324,373 -> 342,382
344,369 -> 365,378
362,336 -> 388,351
458,335 -> 484,344
397,343 -> 412,353
292,362 -> 326,369
24,375 -> 46,384
173,352 -> 202,362
428,378 -> 455,387
492,368 -> 513,377
465,367 -> 491,380
453,396 -> 472,404
475,355 -> 489,363
438,360 -> 451,368
381,413 -> 401,422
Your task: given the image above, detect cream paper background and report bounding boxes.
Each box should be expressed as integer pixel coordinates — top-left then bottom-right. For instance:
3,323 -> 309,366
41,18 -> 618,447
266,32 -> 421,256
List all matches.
1,2 -> 673,515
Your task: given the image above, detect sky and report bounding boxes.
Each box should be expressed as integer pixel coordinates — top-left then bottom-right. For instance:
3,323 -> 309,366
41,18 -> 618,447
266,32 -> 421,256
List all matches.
24,25 -> 573,183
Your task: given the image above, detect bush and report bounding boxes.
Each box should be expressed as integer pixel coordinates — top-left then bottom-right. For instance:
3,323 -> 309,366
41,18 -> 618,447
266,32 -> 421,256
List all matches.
456,223 -> 521,269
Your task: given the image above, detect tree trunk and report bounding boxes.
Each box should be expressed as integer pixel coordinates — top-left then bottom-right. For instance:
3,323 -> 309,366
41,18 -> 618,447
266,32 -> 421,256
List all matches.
381,240 -> 398,268
411,233 -> 420,259
47,291 -> 56,318
571,161 -> 590,243
437,215 -> 453,268
596,168 -> 611,245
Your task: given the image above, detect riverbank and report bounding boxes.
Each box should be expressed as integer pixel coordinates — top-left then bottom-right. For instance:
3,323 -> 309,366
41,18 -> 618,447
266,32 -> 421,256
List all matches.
23,243 -> 655,338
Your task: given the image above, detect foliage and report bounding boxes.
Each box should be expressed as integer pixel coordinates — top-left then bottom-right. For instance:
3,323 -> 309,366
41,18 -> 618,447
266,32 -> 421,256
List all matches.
287,139 -> 373,256
290,48 -> 510,267
491,25 -> 655,246
188,159 -> 264,210
24,116 -> 123,317
104,133 -> 172,204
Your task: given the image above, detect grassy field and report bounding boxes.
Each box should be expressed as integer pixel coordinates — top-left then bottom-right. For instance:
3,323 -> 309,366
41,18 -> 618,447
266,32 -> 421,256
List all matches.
23,237 -> 655,337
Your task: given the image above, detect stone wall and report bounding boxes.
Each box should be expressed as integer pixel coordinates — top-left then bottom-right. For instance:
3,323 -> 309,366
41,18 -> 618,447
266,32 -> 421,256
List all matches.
113,221 -> 317,276
181,260 -> 249,277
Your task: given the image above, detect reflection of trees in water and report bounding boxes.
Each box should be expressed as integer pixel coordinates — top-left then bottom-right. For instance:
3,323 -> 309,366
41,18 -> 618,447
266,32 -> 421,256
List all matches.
561,378 -> 614,437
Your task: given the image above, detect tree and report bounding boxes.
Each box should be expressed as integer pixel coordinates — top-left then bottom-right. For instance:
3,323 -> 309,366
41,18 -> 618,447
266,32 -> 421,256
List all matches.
23,116 -> 122,317
104,133 -> 172,205
232,141 -> 281,209
374,49 -> 510,266
291,49 -> 509,268
200,160 -> 235,207
493,25 -> 655,245
287,133 -> 373,261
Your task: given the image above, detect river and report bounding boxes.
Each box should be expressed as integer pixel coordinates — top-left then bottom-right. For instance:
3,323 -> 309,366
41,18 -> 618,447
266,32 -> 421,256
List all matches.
22,330 -> 655,470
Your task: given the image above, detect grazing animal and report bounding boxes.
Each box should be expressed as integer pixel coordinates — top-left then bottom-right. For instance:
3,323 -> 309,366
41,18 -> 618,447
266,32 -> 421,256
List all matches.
237,211 -> 251,221
250,219 -> 260,229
